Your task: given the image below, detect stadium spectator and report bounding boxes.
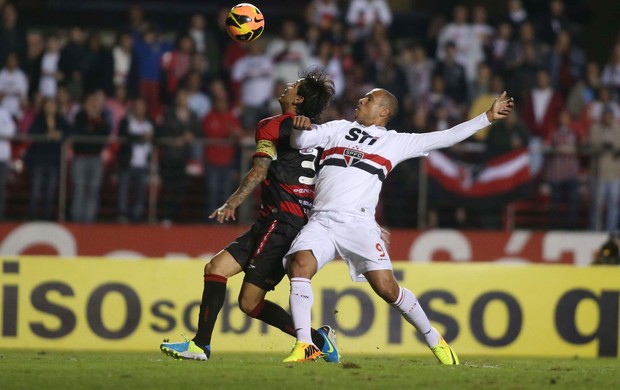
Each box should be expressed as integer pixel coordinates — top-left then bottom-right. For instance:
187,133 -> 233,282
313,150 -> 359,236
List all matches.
282,88 -> 513,363
231,40 -> 274,130
105,84 -> 129,136
185,70 -> 211,121
521,68 -> 564,142
536,0 -> 573,46
489,21 -> 512,75
126,5 -> 149,38
157,88 -> 201,223
308,0 -> 340,32
308,40 -> 344,100
24,32 -> 44,98
0,105 -> 15,220
0,51 -> 28,120
436,5 -> 482,82
0,3 -> 26,67
548,30 -> 585,96
25,97 -> 70,220
346,0 -> 392,38
506,22 -> 549,97
134,26 -> 171,117
70,90 -> 111,223
57,85 -> 79,124
58,26 -> 87,101
417,74 -> 462,123
583,86 -> 620,126
160,35 -> 195,104
544,109 -> 582,229
112,31 -> 139,98
82,33 -> 114,96
601,41 -> 620,94
117,97 -> 153,223
566,61 -> 601,119
187,13 -> 220,77
588,108 -> 620,231
266,20 -> 310,84
433,41 -> 468,105
504,0 -> 529,32
471,5 -> 494,61
400,44 -> 434,102
37,35 -> 61,98
202,80 -> 241,218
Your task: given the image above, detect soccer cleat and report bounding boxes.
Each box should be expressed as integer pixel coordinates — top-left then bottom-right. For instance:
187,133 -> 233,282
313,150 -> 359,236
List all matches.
317,325 -> 340,363
160,335 -> 210,361
430,330 -> 459,365
282,341 -> 322,363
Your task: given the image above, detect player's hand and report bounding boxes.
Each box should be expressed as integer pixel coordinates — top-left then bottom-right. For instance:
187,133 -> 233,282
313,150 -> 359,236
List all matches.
292,115 -> 312,130
209,203 -> 236,223
486,91 -> 514,122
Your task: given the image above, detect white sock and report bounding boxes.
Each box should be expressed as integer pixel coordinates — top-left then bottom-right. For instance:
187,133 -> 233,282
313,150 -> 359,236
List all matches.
289,277 -> 314,344
391,287 -> 440,347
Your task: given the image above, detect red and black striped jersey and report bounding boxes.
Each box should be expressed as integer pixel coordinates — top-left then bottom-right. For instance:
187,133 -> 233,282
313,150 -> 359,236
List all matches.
253,113 -> 321,227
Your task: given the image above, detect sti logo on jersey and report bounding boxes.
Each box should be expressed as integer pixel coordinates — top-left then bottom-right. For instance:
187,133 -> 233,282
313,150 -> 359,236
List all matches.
343,148 -> 364,166
345,128 -> 379,145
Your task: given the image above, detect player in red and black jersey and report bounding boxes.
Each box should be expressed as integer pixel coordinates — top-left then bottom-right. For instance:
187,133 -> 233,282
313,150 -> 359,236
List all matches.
160,68 -> 336,361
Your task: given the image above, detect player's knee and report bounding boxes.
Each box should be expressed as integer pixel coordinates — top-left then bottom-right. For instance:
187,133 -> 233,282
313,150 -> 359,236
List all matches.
288,252 -> 317,278
238,295 -> 261,316
374,281 -> 400,303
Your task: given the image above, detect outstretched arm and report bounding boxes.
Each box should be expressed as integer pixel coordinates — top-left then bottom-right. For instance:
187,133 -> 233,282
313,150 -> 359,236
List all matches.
209,156 -> 271,223
408,92 -> 514,156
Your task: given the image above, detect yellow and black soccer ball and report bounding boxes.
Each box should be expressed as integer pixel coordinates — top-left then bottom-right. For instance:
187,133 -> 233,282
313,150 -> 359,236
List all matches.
225,3 -> 265,43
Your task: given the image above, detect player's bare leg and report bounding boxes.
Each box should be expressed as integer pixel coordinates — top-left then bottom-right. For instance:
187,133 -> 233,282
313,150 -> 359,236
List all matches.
364,269 -> 459,365
160,250 -> 242,360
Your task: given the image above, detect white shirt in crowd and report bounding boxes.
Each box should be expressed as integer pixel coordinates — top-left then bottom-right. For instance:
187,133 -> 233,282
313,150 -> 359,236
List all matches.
113,46 -> 132,87
231,54 -> 274,107
290,113 -> 491,217
39,51 -> 60,97
0,67 -> 28,119
127,115 -> 153,168
0,108 -> 16,162
346,0 -> 392,31
265,40 -> 310,84
531,88 -> 553,125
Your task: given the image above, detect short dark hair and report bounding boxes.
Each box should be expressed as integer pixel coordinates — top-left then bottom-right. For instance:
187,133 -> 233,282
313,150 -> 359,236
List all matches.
296,68 -> 335,123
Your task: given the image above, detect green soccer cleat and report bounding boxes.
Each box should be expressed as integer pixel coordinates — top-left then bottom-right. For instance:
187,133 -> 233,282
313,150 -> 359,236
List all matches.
282,341 -> 322,363
160,335 -> 210,361
430,330 -> 459,365
317,325 -> 340,363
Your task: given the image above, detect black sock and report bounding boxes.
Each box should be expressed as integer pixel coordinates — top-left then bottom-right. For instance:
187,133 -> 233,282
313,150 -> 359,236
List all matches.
248,299 -> 325,349
192,274 -> 227,351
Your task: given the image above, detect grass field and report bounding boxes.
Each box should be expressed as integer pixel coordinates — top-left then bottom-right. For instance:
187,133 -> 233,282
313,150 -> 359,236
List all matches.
1,350 -> 618,390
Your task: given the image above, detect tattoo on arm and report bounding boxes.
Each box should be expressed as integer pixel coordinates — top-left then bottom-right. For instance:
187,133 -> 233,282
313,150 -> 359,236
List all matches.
225,157 -> 271,209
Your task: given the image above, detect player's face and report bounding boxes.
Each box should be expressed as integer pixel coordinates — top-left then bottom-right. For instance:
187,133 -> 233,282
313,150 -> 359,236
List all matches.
278,79 -> 303,111
354,89 -> 386,126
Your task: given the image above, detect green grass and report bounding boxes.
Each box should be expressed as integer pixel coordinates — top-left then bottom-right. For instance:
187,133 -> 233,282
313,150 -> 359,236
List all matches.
0,350 -> 618,390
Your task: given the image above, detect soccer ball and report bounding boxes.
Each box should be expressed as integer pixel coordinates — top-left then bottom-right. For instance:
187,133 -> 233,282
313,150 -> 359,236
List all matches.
225,3 -> 265,43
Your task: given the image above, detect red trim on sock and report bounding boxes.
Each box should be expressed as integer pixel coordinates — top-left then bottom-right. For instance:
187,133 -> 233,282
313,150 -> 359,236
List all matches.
204,274 -> 228,283
248,299 -> 266,318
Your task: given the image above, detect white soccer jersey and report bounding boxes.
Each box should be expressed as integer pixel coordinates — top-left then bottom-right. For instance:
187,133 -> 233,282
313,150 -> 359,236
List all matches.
290,112 -> 491,217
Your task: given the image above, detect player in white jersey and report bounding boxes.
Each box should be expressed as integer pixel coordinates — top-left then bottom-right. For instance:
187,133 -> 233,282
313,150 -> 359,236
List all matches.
282,88 -> 514,363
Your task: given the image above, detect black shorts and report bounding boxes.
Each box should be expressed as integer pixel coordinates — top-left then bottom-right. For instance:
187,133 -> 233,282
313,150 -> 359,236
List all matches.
226,219 -> 301,291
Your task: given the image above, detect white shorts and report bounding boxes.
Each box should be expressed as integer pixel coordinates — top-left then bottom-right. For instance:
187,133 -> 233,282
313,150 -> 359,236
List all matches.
284,211 -> 392,282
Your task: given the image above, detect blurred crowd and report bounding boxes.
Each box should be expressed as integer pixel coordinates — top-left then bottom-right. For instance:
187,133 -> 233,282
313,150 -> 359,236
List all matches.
0,0 -> 619,230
